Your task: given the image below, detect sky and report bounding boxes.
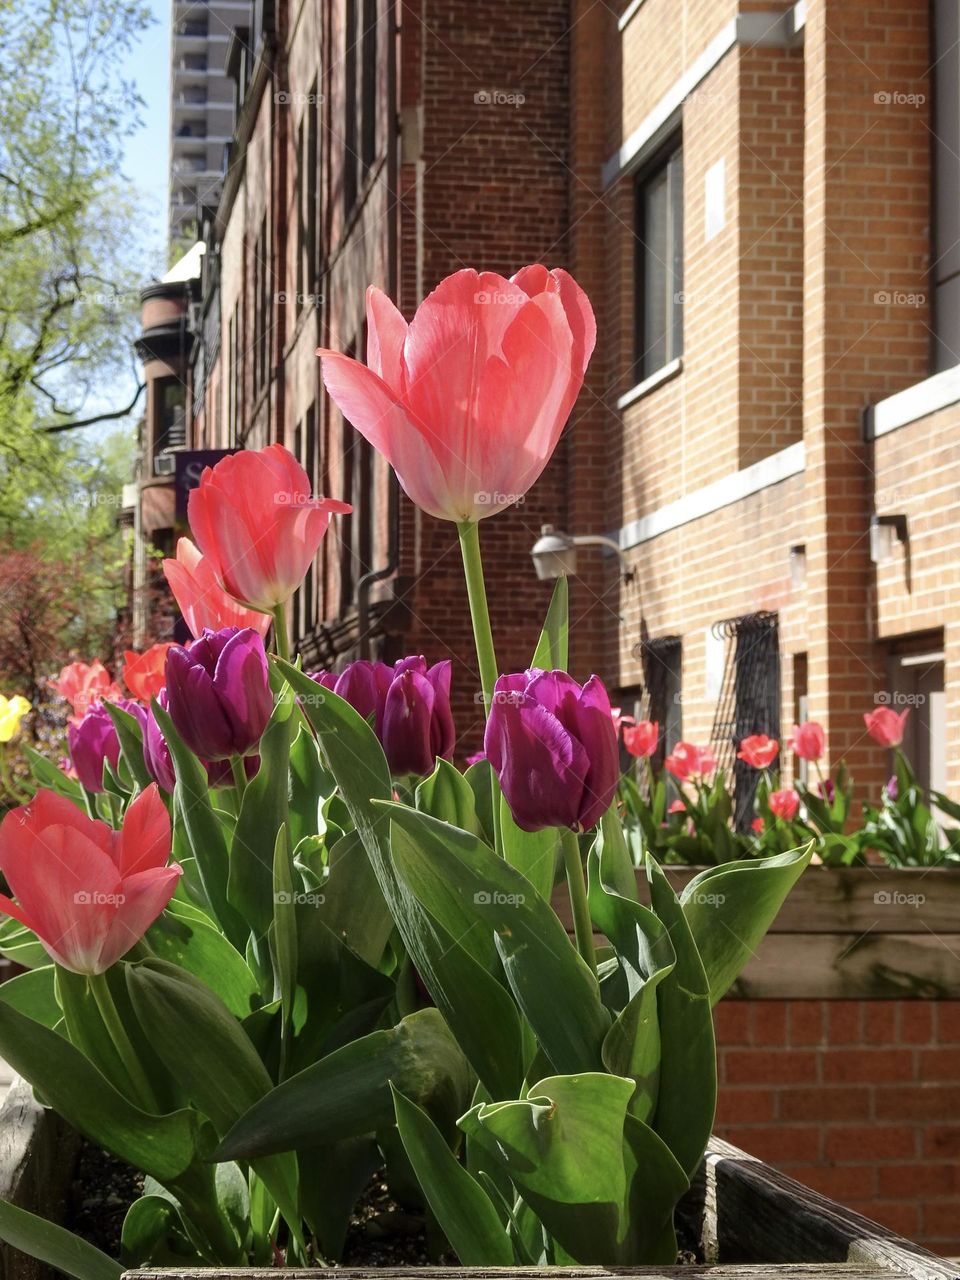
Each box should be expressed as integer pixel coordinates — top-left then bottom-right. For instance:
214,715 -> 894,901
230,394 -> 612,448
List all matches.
123,0 -> 172,279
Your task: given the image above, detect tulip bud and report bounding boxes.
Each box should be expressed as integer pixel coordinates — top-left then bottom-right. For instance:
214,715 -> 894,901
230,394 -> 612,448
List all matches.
68,699 -> 145,793
144,692 -> 261,792
484,669 -> 619,833
331,656 -> 455,777
165,627 -> 272,761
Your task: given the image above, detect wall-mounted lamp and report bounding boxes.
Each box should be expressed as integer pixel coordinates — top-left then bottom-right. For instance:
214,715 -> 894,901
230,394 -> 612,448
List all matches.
869,514 -> 908,565
531,524 -> 635,582
789,543 -> 807,587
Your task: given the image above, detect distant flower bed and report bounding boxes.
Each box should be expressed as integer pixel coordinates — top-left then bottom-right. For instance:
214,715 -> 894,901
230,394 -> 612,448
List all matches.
617,710 -> 960,868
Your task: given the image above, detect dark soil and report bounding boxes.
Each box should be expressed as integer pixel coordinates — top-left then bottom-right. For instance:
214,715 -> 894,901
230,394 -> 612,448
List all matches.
340,1173 -> 454,1267
67,1138 -> 144,1260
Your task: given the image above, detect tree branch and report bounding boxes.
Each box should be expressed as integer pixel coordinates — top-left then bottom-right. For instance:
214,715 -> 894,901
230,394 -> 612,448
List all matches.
40,382 -> 145,432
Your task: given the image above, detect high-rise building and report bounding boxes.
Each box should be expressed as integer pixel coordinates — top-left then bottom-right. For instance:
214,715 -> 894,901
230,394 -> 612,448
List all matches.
168,0 -> 250,245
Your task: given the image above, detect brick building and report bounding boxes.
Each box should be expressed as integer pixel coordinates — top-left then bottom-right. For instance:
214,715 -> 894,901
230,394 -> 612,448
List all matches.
132,0 -> 960,1246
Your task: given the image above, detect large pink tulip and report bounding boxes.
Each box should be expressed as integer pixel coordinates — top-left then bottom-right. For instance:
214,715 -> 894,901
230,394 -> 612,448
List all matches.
186,445 -> 351,611
318,266 -> 596,523
0,785 -> 181,974
163,538 -> 272,639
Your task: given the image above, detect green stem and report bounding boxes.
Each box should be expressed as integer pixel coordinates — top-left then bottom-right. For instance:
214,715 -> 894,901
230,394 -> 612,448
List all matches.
457,521 -> 499,709
271,604 -> 290,662
87,971 -> 157,1112
458,520 -> 505,858
561,828 -> 595,974
230,755 -> 248,797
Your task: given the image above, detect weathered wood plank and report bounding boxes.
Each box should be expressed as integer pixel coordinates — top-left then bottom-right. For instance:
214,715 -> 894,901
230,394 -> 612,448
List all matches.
699,1137 -> 957,1279
125,1271 -> 925,1280
552,867 -> 960,936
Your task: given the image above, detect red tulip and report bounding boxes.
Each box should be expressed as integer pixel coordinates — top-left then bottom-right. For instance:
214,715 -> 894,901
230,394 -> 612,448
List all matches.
791,721 -> 824,762
163,538 -> 272,640
751,816 -> 765,833
0,785 -> 181,974
623,719 -> 659,759
122,644 -> 174,702
187,445 -> 351,611
52,660 -> 122,720
864,706 -> 909,748
768,788 -> 800,822
668,799 -> 686,815
736,734 -> 779,770
318,266 -> 595,523
664,742 -> 717,782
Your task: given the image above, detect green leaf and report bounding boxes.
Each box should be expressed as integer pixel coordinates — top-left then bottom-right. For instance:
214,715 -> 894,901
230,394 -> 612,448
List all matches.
0,1196 -> 122,1280
229,684 -> 296,934
498,796 -> 558,901
392,1086 -> 513,1266
645,857 -> 716,1178
0,965 -> 60,1028
215,1008 -> 472,1160
464,759 -> 496,845
275,659 -> 525,1099
0,998 -> 199,1184
121,1195 -> 201,1268
530,576 -> 568,670
383,803 -> 610,1075
125,959 -> 300,1230
0,917 -> 49,969
416,759 -> 480,835
152,700 -> 246,949
681,843 -> 813,1005
310,829 -> 393,970
288,724 -> 328,846
270,824 -> 297,1042
24,747 -> 83,803
145,900 -> 258,1019
102,700 -> 154,791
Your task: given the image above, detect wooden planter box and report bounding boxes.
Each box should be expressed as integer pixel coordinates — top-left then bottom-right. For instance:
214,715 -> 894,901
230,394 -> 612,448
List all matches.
0,1074 -> 956,1280
555,865 -> 960,999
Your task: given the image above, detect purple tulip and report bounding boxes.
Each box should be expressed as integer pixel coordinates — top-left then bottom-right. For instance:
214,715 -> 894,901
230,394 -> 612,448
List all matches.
165,627 -> 272,761
330,656 -> 454,776
484,669 -> 620,833
68,699 -> 145,793
886,774 -> 898,801
818,778 -> 836,804
144,690 -> 260,792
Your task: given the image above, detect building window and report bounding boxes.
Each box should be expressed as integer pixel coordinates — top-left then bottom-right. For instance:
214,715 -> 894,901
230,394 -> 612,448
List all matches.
932,1 -> 960,371
631,634 -> 683,773
635,139 -> 683,382
252,216 -> 269,397
154,378 -> 186,454
360,0 -> 377,175
343,0 -> 358,213
297,81 -> 319,312
886,634 -> 946,796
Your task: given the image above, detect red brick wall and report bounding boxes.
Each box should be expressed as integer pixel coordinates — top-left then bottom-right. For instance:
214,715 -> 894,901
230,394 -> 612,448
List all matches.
714,999 -> 960,1254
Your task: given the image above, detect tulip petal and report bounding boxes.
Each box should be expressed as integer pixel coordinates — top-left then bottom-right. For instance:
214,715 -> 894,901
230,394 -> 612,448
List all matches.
166,646 -> 237,760
574,676 -> 621,830
366,286 -> 408,389
96,865 -> 182,972
484,695 -> 588,832
213,629 -> 273,749
382,668 -> 435,776
116,784 -> 171,877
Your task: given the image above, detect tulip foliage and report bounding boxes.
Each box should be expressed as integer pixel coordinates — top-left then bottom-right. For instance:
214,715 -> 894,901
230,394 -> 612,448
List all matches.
0,268 -> 812,1275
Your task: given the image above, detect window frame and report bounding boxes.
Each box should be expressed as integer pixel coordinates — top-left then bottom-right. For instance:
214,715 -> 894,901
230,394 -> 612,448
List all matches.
634,134 -> 684,384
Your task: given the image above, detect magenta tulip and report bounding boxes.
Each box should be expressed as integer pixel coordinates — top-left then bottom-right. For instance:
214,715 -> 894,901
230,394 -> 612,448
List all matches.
165,627 -> 272,761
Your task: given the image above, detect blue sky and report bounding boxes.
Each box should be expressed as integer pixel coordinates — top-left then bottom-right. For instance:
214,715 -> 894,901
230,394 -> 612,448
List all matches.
123,0 -> 172,278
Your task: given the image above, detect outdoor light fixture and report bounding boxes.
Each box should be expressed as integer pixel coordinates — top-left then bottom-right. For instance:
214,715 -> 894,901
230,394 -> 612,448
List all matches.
530,524 -> 634,582
869,514 -> 908,565
789,543 -> 807,587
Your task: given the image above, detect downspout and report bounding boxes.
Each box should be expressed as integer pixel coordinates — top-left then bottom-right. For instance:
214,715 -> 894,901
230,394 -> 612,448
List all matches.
355,1 -> 401,661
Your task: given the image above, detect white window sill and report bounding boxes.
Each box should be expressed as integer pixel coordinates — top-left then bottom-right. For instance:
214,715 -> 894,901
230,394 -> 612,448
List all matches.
616,357 -> 683,410
865,363 -> 960,440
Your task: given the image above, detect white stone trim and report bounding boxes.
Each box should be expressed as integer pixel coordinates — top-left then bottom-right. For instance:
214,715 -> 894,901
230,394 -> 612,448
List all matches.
603,10 -> 804,188
616,357 -> 683,409
615,441 -> 805,550
865,365 -> 960,440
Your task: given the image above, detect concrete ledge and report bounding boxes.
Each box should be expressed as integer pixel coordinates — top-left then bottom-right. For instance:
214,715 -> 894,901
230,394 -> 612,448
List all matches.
864,364 -> 960,440
615,441 -> 805,550
616,356 -> 683,409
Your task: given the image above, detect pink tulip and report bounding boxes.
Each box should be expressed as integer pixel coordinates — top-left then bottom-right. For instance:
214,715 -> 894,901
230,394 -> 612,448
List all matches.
318,266 -> 596,523
864,706 -> 909,748
163,538 -> 272,640
187,445 -> 351,611
122,644 -> 174,702
664,742 -> 717,782
52,660 -> 122,720
0,786 -> 181,975
791,720 -> 825,762
768,789 -> 800,822
736,734 -> 779,770
623,719 -> 659,759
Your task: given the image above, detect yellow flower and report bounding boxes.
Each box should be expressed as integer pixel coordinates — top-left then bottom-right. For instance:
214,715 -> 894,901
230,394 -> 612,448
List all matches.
0,694 -> 31,743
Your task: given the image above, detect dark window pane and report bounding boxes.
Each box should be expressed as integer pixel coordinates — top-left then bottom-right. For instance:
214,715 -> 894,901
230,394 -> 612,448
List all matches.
636,143 -> 683,381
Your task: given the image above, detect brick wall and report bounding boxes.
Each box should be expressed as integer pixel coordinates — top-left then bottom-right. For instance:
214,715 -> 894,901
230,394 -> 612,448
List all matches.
714,999 -> 960,1254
